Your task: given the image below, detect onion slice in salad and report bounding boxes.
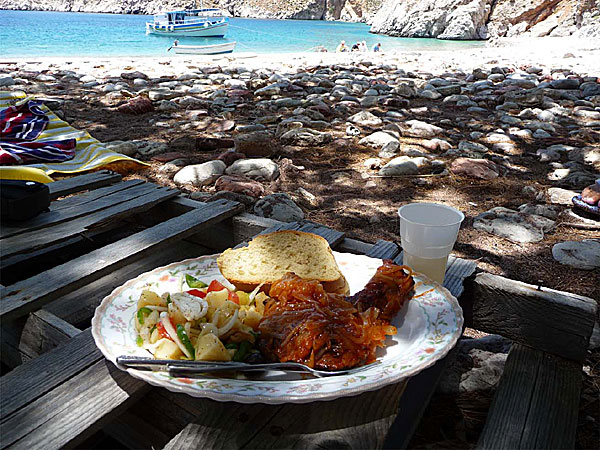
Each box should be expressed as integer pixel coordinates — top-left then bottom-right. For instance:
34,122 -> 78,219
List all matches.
159,312 -> 193,359
217,309 -> 238,337
249,283 -> 265,305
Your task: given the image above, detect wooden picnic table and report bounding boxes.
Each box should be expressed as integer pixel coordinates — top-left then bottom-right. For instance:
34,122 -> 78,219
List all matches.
0,171 -> 596,450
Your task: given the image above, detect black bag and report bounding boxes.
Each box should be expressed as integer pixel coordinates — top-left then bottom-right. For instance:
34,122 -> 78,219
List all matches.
0,179 -> 50,221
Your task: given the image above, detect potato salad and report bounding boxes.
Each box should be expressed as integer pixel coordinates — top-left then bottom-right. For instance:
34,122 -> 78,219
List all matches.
135,274 -> 268,362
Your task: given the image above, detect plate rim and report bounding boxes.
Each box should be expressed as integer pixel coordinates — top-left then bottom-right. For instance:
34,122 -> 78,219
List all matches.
91,252 -> 464,404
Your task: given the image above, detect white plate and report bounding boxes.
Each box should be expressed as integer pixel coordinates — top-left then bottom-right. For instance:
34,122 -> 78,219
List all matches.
92,252 -> 463,404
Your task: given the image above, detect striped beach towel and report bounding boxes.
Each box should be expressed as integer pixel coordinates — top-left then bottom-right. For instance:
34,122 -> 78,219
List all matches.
1,98 -> 76,164
1,99 -> 49,140
0,91 -> 147,175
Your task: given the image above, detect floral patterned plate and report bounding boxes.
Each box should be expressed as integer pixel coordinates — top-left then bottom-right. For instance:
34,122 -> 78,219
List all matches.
92,252 -> 463,404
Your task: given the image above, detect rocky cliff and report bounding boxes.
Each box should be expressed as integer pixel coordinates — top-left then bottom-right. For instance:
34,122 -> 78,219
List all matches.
215,0 -> 383,21
369,0 -> 600,40
0,0 -> 383,21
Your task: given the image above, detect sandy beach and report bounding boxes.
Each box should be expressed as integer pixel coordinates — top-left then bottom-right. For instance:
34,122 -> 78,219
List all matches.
3,36 -> 600,77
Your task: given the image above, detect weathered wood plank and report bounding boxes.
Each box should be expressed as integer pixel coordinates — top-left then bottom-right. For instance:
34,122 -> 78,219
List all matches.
242,381 -> 407,450
146,196 -> 282,252
295,221 -> 346,248
1,234 -> 84,273
1,359 -> 149,450
477,344 -> 581,449
0,179 -> 145,238
1,184 -> 179,258
0,318 -> 29,368
1,199 -> 244,322
443,258 -> 477,299
231,214 -> 282,245
0,329 -> 100,420
103,410 -> 171,450
50,179 -> 145,212
163,381 -> 407,450
126,390 -> 201,442
233,220 -> 294,249
470,273 -> 596,361
366,240 -> 400,260
45,239 -> 212,327
336,238 -> 374,255
47,170 -> 122,200
159,392 -> 285,450
18,310 -> 81,360
0,310 -> 80,368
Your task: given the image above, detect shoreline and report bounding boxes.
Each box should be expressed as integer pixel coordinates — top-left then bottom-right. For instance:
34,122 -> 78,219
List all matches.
2,37 -> 600,77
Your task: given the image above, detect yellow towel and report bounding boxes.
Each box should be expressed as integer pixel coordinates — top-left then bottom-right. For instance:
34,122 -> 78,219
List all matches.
0,167 -> 54,183
0,91 -> 148,175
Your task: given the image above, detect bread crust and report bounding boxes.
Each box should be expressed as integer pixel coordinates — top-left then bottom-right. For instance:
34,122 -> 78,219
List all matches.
217,230 -> 350,295
228,274 -> 349,296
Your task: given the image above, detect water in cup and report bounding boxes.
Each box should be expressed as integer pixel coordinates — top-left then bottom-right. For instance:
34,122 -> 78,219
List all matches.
398,203 -> 464,284
402,253 -> 449,284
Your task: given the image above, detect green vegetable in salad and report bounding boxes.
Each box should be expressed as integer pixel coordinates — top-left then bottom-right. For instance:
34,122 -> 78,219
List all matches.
185,274 -> 208,289
233,341 -> 253,362
137,307 -> 152,325
176,324 -> 196,359
136,336 -> 144,347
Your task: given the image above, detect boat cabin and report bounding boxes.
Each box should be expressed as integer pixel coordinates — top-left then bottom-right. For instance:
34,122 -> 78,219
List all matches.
152,9 -> 223,26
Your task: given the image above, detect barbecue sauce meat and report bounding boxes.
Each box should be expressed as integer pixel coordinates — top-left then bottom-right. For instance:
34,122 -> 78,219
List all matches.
258,260 -> 414,370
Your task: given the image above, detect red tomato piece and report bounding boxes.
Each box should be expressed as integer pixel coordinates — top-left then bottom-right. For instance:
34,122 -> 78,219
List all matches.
207,280 -> 226,292
187,289 -> 207,298
157,320 -> 172,340
228,290 -> 240,305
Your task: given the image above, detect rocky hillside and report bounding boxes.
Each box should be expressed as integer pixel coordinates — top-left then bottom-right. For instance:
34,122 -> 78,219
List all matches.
0,0 -> 383,21
370,0 -> 600,40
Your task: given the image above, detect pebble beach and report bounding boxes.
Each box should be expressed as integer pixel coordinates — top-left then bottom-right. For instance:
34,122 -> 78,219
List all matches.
2,35 -> 599,286
1,33 -> 599,448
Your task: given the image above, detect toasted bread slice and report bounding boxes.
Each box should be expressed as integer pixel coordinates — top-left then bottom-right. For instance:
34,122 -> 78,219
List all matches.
217,230 -> 349,295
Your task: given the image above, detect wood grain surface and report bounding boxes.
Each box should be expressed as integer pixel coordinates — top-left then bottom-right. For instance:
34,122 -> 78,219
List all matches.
0,179 -> 145,238
1,199 -> 243,322
471,272 -> 596,361
163,382 -> 408,450
1,359 -> 150,450
47,170 -> 122,200
477,343 -> 581,449
1,328 -> 100,420
1,183 -> 179,257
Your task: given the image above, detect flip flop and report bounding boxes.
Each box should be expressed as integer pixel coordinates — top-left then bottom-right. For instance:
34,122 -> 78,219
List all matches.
572,195 -> 600,218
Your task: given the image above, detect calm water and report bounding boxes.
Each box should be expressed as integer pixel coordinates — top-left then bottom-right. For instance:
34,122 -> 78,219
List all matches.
0,10 -> 484,57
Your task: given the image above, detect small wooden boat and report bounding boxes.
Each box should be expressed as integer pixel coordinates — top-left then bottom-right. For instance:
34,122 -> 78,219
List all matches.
170,41 -> 236,55
146,5 -> 228,37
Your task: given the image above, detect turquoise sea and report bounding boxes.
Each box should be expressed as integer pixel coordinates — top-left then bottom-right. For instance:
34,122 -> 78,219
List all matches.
0,10 -> 484,57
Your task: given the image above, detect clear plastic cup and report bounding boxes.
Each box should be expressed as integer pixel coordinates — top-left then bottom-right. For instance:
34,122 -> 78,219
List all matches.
398,203 -> 465,283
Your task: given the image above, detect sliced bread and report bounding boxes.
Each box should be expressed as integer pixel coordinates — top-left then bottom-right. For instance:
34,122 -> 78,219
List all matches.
217,230 -> 349,294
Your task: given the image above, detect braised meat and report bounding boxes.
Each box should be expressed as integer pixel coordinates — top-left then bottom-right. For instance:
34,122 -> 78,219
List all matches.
258,260 -> 414,370
348,259 -> 415,322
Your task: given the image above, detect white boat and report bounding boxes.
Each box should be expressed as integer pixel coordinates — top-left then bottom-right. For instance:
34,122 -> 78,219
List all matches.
146,8 -> 228,37
170,41 -> 236,55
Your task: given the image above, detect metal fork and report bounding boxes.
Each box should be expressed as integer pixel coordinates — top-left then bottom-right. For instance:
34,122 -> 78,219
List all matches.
117,356 -> 379,378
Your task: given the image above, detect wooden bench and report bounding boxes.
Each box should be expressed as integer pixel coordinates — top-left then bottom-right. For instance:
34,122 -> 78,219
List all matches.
0,171 -> 595,449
